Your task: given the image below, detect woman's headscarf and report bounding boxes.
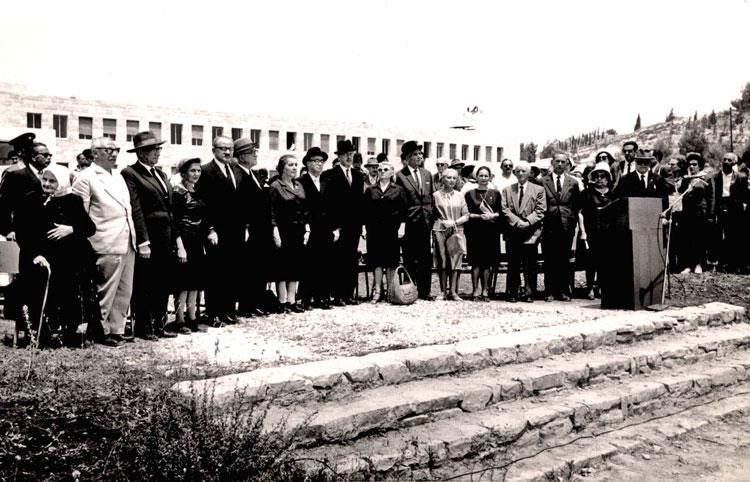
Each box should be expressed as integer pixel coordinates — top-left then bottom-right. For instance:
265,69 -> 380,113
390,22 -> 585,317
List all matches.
41,163 -> 72,197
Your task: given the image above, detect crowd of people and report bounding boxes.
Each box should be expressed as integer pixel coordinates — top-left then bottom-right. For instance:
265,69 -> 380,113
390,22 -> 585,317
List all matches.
1,130 -> 749,348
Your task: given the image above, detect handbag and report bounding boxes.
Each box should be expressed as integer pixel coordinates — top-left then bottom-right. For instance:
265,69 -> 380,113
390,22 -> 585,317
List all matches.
388,265 -> 418,305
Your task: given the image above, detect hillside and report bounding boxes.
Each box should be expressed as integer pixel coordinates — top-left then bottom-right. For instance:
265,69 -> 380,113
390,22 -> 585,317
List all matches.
543,109 -> 750,166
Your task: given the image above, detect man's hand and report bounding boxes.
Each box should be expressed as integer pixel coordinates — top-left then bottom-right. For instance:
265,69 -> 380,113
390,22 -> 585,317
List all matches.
398,223 -> 406,239
207,230 -> 218,246
333,228 -> 341,242
273,227 -> 282,248
177,246 -> 187,263
6,231 -> 16,242
138,244 -> 151,259
46,223 -> 74,241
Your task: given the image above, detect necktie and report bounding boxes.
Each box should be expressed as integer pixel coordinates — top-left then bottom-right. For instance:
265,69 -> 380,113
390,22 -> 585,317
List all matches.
627,162 -> 631,174
641,174 -> 647,190
555,175 -> 562,193
150,168 -> 167,194
224,163 -> 236,189
518,184 -> 524,206
346,168 -> 351,185
413,169 -> 422,194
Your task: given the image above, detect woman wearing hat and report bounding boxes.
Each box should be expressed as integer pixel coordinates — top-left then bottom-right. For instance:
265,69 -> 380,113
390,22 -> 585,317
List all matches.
27,163 -> 103,347
677,153 -> 711,274
269,155 -> 309,313
432,168 -> 469,300
578,162 -> 618,300
172,158 -> 208,332
464,166 -> 502,301
363,162 -> 407,302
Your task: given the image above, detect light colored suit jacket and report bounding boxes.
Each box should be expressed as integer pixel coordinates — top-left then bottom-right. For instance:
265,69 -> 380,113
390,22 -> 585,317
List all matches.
72,163 -> 136,254
501,181 -> 546,244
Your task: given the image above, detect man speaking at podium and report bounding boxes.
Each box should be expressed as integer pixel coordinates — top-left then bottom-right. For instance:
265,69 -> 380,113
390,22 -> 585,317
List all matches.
614,149 -> 672,208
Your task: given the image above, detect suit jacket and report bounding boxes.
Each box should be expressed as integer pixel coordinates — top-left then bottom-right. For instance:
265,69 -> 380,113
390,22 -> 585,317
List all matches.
501,181 -> 546,244
298,173 -> 327,232
613,171 -> 671,210
238,166 -> 273,238
321,165 -> 365,230
194,159 -> 246,238
71,163 -> 136,254
120,162 -> 173,253
394,166 -> 434,227
0,164 -> 44,246
540,173 -> 581,233
712,170 -> 737,214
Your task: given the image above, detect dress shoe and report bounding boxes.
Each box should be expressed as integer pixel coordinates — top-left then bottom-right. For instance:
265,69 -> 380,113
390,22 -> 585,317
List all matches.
507,296 -> 517,303
418,295 -> 436,301
209,316 -> 224,328
186,319 -> 208,333
587,289 -> 596,300
101,335 -> 125,347
220,314 -> 239,325
523,296 -> 534,303
544,295 -> 554,302
289,303 -> 306,313
447,292 -> 462,301
345,298 -> 360,305
329,298 -> 346,307
171,323 -> 193,334
559,294 -> 571,302
156,330 -> 178,339
137,333 -> 159,341
312,300 -> 332,310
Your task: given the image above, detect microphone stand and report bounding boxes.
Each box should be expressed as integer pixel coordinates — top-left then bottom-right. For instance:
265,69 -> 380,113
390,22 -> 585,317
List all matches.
660,178 -> 698,305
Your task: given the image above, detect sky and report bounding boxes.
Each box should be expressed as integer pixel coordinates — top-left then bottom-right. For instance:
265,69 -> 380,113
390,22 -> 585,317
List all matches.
1,0 -> 749,148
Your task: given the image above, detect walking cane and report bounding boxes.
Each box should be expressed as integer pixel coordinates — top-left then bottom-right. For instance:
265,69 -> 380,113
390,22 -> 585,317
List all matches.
33,264 -> 52,349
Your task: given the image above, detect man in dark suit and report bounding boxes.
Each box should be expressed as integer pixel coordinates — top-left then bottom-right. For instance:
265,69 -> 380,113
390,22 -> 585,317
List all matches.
501,161 -> 546,302
394,141 -> 435,300
709,153 -> 739,271
234,137 -> 273,316
540,153 -> 581,301
0,133 -> 48,327
194,136 -> 247,325
321,139 -> 365,305
614,149 -> 671,209
121,132 -> 178,339
431,159 -> 448,186
298,146 -> 332,309
619,141 -> 638,176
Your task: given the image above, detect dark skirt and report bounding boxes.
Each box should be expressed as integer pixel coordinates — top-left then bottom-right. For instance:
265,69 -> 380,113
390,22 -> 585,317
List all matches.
173,235 -> 206,291
275,224 -> 306,280
465,220 -> 501,267
366,222 -> 401,268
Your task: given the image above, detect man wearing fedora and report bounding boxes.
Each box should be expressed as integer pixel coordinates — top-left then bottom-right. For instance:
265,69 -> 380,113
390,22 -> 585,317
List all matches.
72,137 -> 137,347
194,136 -> 246,326
614,148 -> 671,208
395,141 -> 435,300
364,157 -> 379,186
120,132 -> 178,339
234,137 -> 273,317
298,146 -> 333,309
321,139 -> 364,305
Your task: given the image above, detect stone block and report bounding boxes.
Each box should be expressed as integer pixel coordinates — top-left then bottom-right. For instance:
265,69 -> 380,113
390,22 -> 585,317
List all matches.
621,382 -> 666,405
453,339 -> 492,369
540,417 -> 573,439
526,405 -> 573,427
588,357 -> 630,378
400,414 -> 430,428
706,366 -> 738,386
432,407 -> 464,422
291,360 -> 346,388
459,386 -> 493,412
401,345 -> 463,377
692,374 -> 713,395
360,352 -> 411,385
516,340 -> 550,363
663,375 -> 694,395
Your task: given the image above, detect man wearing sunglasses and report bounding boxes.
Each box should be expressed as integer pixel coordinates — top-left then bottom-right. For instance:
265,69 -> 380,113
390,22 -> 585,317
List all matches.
620,141 -> 638,176
495,159 -> 517,191
613,148 -> 671,208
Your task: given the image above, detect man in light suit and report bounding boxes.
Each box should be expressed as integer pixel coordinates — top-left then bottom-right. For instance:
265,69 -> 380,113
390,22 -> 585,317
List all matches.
501,161 -> 546,303
394,141 -> 435,300
121,132 -> 177,340
72,138 -> 136,347
709,153 -> 739,271
194,136 -> 246,326
540,152 -> 581,301
321,139 -> 365,305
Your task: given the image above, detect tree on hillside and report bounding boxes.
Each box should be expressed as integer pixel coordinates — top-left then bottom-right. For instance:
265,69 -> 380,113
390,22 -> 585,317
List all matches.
709,110 -> 717,126
730,82 -> 750,111
540,143 -> 557,159
519,143 -> 525,160
634,114 -> 641,131
523,142 -> 537,162
605,128 -> 617,135
694,111 -> 698,121
678,125 -> 708,156
665,108 -> 675,122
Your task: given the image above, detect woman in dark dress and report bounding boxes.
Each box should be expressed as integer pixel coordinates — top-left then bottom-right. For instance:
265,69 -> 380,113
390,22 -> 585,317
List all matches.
270,155 -> 309,313
578,162 -> 618,299
464,166 -> 502,301
677,153 -> 711,274
28,163 -> 102,348
363,162 -> 407,302
172,158 -> 207,332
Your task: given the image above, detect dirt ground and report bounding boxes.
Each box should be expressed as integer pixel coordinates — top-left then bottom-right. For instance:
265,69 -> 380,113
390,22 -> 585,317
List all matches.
572,411 -> 750,482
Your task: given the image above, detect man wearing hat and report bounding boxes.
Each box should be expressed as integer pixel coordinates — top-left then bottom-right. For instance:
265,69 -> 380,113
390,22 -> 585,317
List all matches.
195,136 -> 247,325
72,137 -> 137,347
298,146 -> 333,309
449,159 -> 466,190
614,148 -> 671,207
395,140 -> 435,300
364,157 -> 379,186
234,138 -> 273,317
120,132 -> 178,339
431,159 -> 448,187
321,139 -> 365,305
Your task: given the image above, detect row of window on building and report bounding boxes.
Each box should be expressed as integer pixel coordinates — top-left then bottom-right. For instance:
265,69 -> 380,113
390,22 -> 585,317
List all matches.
27,112 -> 503,161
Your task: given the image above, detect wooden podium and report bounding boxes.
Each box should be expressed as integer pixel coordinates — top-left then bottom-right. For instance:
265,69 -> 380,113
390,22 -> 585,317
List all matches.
596,197 -> 664,310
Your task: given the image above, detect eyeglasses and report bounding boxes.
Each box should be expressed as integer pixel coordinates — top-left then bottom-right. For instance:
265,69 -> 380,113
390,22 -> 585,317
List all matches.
635,160 -> 651,165
308,158 -> 325,163
591,173 -> 608,179
723,159 -> 735,163
623,149 -> 635,154
689,162 -> 699,166
377,168 -> 390,172
597,155 -> 609,160
501,164 -> 512,169
35,153 -> 53,158
94,147 -> 121,154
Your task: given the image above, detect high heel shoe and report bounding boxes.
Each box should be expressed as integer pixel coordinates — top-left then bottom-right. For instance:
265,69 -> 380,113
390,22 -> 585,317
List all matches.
370,291 -> 381,304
